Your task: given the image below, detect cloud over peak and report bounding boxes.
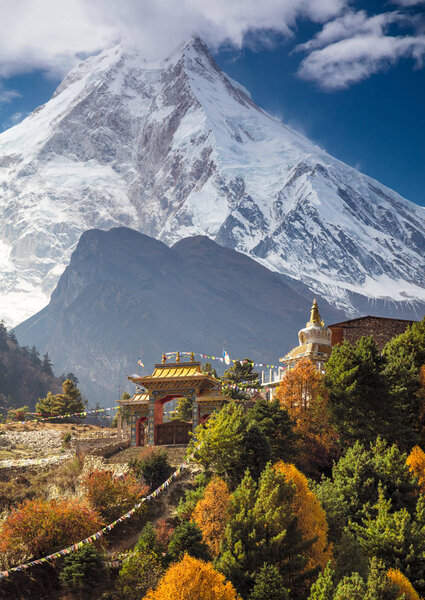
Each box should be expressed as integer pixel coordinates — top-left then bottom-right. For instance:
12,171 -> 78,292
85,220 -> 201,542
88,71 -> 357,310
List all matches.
297,8 -> 425,89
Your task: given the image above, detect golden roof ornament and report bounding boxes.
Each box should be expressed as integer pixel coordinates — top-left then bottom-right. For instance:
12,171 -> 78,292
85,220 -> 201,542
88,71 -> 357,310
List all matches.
190,352 -> 195,362
176,351 -> 181,363
306,299 -> 325,327
162,353 -> 167,364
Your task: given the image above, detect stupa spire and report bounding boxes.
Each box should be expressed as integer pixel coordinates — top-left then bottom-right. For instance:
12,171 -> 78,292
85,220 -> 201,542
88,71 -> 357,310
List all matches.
307,299 -> 324,327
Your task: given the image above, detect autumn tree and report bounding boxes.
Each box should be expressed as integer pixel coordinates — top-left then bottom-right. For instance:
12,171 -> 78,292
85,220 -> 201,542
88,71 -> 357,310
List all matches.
0,498 -> 104,561
192,476 -> 231,557
277,359 -> 337,475
387,568 -> 421,600
36,379 -> 86,418
406,445 -> 425,493
144,554 -> 241,600
278,358 -> 326,416
275,462 -> 332,572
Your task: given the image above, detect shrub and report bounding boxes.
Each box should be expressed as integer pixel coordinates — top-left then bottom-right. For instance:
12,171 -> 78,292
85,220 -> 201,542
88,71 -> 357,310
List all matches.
0,498 -> 104,560
144,554 -> 241,600
59,545 -> 109,595
129,449 -> 172,491
117,550 -> 163,600
82,469 -> 148,521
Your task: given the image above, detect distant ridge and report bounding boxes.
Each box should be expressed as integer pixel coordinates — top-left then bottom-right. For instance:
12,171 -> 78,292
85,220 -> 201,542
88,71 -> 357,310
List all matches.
15,228 -> 345,403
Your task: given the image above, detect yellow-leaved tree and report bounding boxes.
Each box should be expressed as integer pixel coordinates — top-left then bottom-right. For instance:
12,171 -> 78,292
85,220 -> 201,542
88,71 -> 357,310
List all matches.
274,462 -> 332,571
192,476 -> 230,557
387,568 -> 421,600
143,554 -> 241,600
276,358 -> 338,476
406,446 -> 425,493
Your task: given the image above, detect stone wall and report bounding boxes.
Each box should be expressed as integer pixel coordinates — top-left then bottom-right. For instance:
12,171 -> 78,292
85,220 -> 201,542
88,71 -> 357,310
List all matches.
75,436 -> 130,459
329,316 -> 414,351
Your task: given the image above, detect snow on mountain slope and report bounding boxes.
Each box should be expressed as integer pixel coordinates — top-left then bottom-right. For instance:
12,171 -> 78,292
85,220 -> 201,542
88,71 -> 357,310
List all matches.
0,37 -> 424,326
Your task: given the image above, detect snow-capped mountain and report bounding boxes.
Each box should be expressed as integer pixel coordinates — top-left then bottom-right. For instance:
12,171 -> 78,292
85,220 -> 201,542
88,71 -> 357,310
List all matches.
1,37 -> 424,326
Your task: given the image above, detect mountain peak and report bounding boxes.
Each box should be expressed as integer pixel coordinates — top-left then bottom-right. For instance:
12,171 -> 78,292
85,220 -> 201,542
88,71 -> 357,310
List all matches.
0,38 -> 425,326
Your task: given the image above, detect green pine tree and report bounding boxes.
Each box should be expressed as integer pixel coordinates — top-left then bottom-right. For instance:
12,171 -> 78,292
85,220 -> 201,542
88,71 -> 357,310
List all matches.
248,397 -> 298,463
167,521 -> 210,562
222,358 -> 260,400
249,563 -> 289,600
308,562 -> 336,600
325,336 -> 396,444
383,317 -> 425,447
315,437 -> 419,543
352,490 -> 425,595
217,464 -> 315,597
36,379 -> 85,418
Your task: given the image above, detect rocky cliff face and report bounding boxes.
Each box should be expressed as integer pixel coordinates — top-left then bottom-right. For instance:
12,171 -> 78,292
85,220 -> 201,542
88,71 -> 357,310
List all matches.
1,37 -> 425,326
15,228 -> 347,403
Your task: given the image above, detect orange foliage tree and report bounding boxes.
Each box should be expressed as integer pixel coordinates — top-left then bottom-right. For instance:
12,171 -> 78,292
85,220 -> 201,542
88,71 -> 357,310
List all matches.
82,469 -> 148,520
0,498 -> 104,560
143,554 -> 241,600
276,359 -> 338,474
406,446 -> 425,494
387,568 -> 421,600
192,476 -> 230,557
274,462 -> 332,571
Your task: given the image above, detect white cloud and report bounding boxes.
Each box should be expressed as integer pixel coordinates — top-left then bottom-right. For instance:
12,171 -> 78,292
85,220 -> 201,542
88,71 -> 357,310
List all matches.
0,0 -> 346,78
393,0 -> 425,5
297,9 -> 425,89
0,83 -> 21,104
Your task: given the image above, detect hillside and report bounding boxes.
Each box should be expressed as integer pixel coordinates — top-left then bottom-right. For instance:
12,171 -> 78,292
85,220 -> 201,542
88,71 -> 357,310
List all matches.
0,322 -> 62,413
15,227 -> 345,403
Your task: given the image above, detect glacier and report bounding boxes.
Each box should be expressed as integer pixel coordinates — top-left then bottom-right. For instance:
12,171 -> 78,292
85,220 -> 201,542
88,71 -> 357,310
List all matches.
0,37 -> 424,326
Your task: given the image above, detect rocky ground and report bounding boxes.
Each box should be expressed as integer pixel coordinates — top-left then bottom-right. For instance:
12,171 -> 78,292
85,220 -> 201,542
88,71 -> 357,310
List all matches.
0,422 -> 115,460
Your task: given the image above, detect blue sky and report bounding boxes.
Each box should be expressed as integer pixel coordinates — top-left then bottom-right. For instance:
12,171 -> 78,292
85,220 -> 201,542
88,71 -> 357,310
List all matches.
0,0 -> 424,206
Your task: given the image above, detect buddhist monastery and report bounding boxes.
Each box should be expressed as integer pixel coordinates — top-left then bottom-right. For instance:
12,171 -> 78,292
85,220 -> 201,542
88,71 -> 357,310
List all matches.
279,299 -> 332,371
120,352 -> 226,446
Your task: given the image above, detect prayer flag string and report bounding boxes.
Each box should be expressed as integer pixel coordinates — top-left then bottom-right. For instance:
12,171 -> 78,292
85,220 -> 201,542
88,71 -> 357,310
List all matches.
0,453 -> 194,579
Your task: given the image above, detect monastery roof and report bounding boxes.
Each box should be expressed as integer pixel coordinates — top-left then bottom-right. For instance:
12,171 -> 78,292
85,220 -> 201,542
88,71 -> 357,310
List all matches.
280,342 -> 332,363
128,360 -> 220,389
120,393 -> 149,406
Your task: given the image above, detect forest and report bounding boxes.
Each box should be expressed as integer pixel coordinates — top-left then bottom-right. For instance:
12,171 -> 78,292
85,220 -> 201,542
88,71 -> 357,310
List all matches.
0,318 -> 425,599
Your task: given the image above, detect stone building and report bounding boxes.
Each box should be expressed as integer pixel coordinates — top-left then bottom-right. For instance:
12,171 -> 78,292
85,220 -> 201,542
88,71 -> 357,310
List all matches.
328,316 -> 414,352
